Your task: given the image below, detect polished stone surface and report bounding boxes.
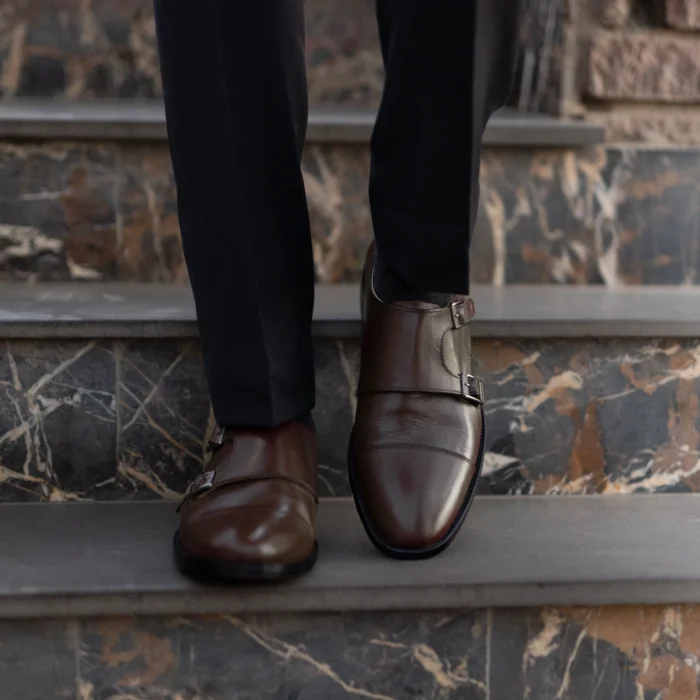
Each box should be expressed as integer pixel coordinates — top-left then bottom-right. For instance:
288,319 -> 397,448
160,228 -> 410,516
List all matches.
475,146 -> 700,285
3,333 -> 700,500
491,605 -> 700,700
2,143 -> 700,285
3,606 -> 700,699
5,497 -> 700,617
0,282 -> 358,338
474,335 -> 700,497
0,101 -> 605,145
4,283 -> 700,339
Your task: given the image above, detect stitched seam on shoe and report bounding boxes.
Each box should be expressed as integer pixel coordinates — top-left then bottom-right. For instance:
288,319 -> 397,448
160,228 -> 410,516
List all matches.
358,387 -> 463,397
392,307 -> 447,315
210,474 -> 317,502
440,326 -> 460,379
376,302 -> 448,317
357,443 -> 473,464
186,504 -> 315,532
183,479 -> 317,511
218,505 -> 315,527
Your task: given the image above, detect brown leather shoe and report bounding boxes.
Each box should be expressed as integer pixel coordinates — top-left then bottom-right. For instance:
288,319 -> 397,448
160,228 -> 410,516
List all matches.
349,247 -> 485,559
174,421 -> 318,581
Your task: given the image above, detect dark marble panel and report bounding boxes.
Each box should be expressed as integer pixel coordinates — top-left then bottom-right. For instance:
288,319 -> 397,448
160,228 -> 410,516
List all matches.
0,0 -> 562,112
0,0 -> 161,100
0,0 -> 383,106
475,146 -> 700,285
109,334 -> 700,499
115,338 -> 355,501
3,143 -> 700,285
476,337 -> 700,496
79,612 -> 488,700
4,607 -> 700,699
0,142 -> 119,281
3,335 -> 700,501
116,339 -> 211,500
304,144 -> 372,284
0,339 -> 116,502
116,143 -> 370,285
117,146 -> 186,283
0,619 -> 77,700
491,606 -> 700,700
0,142 -> 374,284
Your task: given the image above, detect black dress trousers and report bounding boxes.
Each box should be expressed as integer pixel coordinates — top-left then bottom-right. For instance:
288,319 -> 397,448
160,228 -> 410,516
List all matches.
154,0 -> 522,428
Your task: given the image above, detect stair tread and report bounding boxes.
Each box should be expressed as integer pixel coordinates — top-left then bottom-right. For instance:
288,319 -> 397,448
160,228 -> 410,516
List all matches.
1,495 -> 699,618
0,100 -> 604,147
1,283 -> 700,338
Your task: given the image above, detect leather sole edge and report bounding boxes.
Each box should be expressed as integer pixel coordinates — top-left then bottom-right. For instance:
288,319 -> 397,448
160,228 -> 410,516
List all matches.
173,533 -> 319,583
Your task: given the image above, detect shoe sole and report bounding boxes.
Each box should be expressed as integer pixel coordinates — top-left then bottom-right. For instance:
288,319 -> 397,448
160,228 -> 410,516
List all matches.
173,533 -> 319,583
347,413 -> 485,561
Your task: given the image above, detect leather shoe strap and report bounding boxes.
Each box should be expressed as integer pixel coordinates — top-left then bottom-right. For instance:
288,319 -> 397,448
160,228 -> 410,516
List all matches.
178,425 -> 318,512
177,470 -> 318,512
358,297 -> 484,404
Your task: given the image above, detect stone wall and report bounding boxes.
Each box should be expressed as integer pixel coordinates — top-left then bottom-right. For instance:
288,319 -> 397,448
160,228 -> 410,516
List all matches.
0,0 -> 557,113
579,0 -> 700,143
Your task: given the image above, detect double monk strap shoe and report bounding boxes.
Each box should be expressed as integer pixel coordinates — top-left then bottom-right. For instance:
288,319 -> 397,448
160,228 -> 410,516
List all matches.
349,247 -> 485,559
174,421 -> 318,581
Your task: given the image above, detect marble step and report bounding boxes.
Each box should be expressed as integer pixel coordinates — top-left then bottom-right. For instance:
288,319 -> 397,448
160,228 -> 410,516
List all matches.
0,101 -> 604,147
6,497 -> 698,699
2,283 -> 700,502
0,103 -> 696,286
3,495 -> 700,618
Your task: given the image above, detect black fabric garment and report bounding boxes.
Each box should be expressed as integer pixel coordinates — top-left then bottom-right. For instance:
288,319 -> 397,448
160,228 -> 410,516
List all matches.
154,0 -> 522,428
372,251 -> 453,307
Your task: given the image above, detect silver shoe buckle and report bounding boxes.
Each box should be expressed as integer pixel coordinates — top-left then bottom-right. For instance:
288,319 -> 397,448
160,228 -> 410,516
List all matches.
207,426 -> 227,452
177,470 -> 216,512
460,373 -> 484,405
450,300 -> 468,329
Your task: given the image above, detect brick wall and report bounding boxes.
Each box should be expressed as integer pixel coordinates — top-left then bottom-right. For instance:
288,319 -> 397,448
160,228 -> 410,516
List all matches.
579,0 -> 700,143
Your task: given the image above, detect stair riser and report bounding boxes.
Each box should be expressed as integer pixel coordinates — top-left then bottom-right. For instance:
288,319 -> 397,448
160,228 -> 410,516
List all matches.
0,0 -> 561,112
1,335 -> 697,502
0,0 -> 382,106
1,142 -> 699,284
2,605 -> 696,700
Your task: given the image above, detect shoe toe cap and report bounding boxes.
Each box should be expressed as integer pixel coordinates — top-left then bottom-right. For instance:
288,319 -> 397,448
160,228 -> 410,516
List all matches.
355,447 -> 478,552
180,501 -> 315,565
